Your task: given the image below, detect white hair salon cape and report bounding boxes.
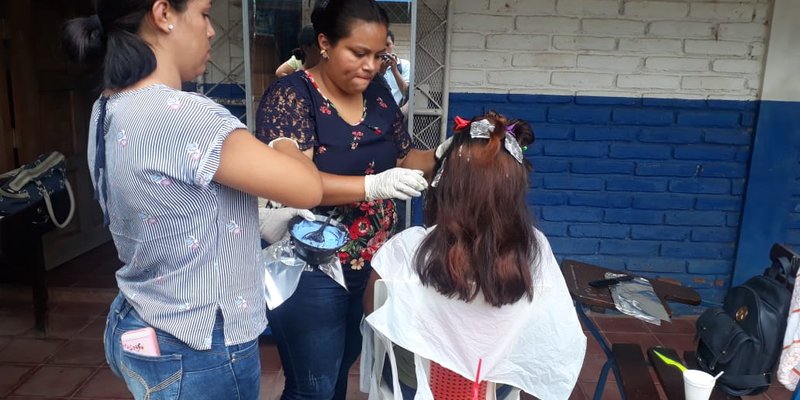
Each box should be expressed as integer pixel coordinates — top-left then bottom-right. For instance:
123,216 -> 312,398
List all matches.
361,226 -> 586,400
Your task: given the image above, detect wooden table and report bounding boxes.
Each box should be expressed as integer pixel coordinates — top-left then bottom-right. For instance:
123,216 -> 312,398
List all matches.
0,189 -> 69,333
561,259 -> 702,400
562,259 -> 701,317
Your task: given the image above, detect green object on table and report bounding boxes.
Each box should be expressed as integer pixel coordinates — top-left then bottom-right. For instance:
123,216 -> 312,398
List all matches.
652,349 -> 687,372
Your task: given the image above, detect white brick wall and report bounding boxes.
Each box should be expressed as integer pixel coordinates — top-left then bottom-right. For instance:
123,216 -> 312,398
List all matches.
448,0 -> 772,99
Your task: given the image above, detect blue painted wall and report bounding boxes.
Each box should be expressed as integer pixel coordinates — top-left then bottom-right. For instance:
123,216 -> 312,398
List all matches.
447,92 -> 760,308
734,101 -> 800,284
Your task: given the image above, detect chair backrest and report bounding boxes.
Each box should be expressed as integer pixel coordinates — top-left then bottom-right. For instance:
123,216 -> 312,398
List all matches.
374,278 -> 388,309
372,279 -> 494,400
371,279 -> 395,399
430,361 -> 489,400
369,279 -> 518,400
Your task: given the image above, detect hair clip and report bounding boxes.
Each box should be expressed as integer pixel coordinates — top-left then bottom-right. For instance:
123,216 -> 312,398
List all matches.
505,122 -> 517,136
453,116 -> 470,130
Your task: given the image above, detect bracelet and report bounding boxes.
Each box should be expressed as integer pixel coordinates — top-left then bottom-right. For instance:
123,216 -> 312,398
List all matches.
268,137 -> 300,149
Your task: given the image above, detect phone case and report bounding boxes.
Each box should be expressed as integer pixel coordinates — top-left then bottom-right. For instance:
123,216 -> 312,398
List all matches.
121,327 -> 161,356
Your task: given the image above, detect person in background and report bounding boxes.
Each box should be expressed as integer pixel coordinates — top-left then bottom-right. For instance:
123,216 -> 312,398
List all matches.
380,29 -> 410,107
63,0 -> 323,399
362,112 -> 586,399
254,0 -> 448,398
275,25 -> 320,78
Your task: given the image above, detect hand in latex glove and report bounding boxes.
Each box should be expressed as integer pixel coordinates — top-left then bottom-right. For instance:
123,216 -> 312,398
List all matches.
258,207 -> 315,244
435,136 -> 454,160
364,168 -> 428,201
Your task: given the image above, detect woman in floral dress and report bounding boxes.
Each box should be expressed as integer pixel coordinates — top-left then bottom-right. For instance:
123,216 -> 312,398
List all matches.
254,0 -> 436,398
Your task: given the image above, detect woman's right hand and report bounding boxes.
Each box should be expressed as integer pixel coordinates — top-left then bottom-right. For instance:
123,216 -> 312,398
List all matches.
364,167 -> 428,201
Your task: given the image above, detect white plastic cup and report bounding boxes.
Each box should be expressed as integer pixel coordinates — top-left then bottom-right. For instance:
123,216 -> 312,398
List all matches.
683,369 -> 716,400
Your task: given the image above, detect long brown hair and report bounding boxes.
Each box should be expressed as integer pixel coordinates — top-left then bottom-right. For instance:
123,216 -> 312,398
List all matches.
415,111 -> 539,307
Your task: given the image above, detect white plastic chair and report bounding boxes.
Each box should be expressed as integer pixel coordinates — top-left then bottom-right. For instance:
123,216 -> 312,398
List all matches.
364,280 -> 520,400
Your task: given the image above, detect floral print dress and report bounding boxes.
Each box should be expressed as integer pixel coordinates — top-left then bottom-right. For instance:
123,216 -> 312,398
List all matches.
256,70 -> 412,274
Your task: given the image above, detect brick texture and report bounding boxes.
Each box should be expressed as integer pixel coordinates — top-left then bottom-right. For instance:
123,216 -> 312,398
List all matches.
449,0 -> 769,99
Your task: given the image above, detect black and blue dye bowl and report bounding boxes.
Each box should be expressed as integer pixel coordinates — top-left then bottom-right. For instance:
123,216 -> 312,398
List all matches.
288,214 -> 349,265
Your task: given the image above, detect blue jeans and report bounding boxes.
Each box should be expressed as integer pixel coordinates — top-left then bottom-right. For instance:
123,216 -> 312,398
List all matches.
266,268 -> 366,400
104,293 -> 261,400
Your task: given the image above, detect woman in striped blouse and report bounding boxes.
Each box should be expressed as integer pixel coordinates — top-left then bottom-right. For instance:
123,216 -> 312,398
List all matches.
63,0 -> 323,399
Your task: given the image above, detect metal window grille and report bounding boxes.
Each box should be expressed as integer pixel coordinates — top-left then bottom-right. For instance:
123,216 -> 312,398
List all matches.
379,1 -> 412,24
409,0 -> 450,150
199,1 -> 247,121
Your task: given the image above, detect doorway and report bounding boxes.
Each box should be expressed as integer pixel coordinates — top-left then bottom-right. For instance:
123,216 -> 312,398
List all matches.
0,0 -> 109,269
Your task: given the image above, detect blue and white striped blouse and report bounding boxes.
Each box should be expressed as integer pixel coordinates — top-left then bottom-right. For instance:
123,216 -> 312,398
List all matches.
88,84 -> 266,350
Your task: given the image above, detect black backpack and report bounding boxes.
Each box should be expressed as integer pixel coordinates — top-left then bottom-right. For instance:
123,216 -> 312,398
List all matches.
695,244 -> 799,396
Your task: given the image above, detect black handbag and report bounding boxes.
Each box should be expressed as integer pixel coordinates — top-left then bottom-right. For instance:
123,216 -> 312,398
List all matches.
695,252 -> 794,396
0,151 -> 74,228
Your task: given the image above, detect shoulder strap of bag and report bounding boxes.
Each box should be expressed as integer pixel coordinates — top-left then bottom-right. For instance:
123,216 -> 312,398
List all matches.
39,179 -> 74,228
6,152 -> 64,192
765,256 -> 794,288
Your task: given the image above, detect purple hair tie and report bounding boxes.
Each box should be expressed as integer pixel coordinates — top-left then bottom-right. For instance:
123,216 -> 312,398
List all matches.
505,122 -> 517,137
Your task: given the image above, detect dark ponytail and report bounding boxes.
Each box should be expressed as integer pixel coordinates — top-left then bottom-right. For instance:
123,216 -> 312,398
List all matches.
62,15 -> 106,65
103,28 -> 157,89
62,0 -> 188,90
311,0 -> 389,46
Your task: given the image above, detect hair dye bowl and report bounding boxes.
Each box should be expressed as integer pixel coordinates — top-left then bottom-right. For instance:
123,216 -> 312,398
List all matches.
288,215 -> 349,265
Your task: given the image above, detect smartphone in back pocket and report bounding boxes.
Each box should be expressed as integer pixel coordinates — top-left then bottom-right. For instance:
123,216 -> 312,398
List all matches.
121,327 -> 161,356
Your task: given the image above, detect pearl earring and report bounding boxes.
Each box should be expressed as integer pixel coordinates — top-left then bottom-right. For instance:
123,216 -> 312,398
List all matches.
167,24 -> 174,32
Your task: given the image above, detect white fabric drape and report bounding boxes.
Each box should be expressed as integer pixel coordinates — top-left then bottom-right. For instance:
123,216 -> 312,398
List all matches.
363,226 -> 586,400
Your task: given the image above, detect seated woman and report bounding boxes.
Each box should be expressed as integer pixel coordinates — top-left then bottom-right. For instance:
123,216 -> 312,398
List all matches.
362,112 -> 586,399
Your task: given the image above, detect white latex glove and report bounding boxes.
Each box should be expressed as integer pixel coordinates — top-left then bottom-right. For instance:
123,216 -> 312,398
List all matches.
258,207 -> 315,244
364,168 -> 428,201
435,136 -> 454,160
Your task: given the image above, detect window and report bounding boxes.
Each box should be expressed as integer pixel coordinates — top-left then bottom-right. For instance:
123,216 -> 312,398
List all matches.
378,0 -> 411,24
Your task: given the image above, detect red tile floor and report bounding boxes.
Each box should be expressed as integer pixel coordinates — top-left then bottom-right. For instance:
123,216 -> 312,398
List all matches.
0,242 -> 794,399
